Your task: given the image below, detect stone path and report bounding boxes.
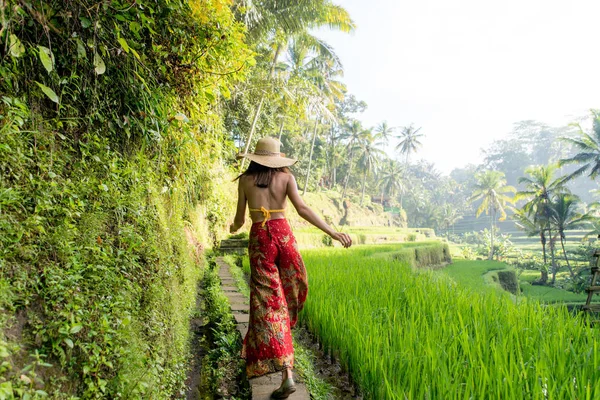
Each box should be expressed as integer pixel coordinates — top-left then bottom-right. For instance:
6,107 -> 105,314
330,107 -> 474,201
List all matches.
216,257 -> 309,400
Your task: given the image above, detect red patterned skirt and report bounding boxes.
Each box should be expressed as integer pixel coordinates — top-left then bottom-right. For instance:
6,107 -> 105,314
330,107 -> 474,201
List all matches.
242,218 -> 308,378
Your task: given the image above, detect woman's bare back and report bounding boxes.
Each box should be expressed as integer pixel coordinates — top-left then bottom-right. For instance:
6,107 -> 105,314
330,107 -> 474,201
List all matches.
240,172 -> 290,223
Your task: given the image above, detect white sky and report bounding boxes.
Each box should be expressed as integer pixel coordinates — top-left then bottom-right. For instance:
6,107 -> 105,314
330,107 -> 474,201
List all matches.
316,0 -> 600,174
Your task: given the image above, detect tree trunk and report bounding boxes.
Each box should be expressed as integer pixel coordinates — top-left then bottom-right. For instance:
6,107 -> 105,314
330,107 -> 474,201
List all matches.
241,44 -> 282,169
342,146 -> 354,199
549,228 -> 557,284
360,167 -> 367,206
241,95 -> 265,170
277,118 -> 285,142
560,234 -> 575,279
303,119 -> 319,196
540,230 -> 547,264
488,210 -> 495,260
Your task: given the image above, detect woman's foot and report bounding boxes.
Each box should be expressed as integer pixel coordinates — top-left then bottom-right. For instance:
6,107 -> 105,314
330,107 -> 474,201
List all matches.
270,377 -> 296,399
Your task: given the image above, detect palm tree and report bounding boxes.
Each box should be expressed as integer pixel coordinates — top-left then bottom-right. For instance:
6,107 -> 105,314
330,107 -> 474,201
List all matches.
356,133 -> 385,206
549,194 -> 592,281
378,160 -> 405,205
238,1 -> 355,168
469,170 -> 516,260
559,110 -> 600,181
395,124 -> 423,165
374,121 -> 396,145
441,205 -> 463,240
340,120 -> 369,198
516,164 -> 568,283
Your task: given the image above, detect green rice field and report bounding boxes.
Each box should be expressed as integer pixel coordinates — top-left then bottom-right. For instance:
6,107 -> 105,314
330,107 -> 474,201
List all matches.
294,244 -> 599,399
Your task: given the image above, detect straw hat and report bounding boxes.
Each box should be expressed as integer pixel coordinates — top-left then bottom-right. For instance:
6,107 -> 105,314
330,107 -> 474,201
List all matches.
237,137 -> 297,168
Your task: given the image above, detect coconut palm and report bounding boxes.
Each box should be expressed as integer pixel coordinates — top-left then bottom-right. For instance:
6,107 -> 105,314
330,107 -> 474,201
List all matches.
559,110 -> 600,181
378,160 -> 405,204
239,1 -> 355,167
516,164 -> 568,282
549,194 -> 592,281
340,120 -> 369,198
374,121 -> 396,145
441,205 -> 463,240
396,124 -> 423,165
469,170 -> 516,260
356,133 -> 385,206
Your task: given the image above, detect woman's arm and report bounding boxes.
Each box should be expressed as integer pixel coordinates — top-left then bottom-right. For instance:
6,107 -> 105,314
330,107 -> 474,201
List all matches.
230,178 -> 246,233
287,174 -> 352,248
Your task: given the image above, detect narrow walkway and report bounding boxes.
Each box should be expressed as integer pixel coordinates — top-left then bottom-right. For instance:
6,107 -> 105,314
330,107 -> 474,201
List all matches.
216,257 -> 310,400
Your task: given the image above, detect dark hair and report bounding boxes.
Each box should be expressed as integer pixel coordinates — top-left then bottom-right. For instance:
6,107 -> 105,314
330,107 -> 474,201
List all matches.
235,161 -> 290,188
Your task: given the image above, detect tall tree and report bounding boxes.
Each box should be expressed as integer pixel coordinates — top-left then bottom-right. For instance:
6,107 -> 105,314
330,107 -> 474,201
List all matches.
396,124 -> 424,164
441,205 -> 463,240
516,164 -> 568,283
469,170 -> 516,260
356,133 -> 384,205
341,120 -> 369,198
374,121 -> 396,145
238,0 -> 355,167
378,160 -> 405,205
549,194 -> 592,281
559,110 -> 600,181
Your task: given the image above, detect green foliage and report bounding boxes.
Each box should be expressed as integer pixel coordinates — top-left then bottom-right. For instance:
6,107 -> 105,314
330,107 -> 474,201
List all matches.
300,246 -> 599,399
0,0 -> 250,397
321,234 -> 333,247
371,242 -> 451,269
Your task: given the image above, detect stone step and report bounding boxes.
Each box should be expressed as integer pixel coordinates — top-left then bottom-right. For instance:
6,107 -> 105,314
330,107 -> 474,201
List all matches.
250,374 -> 310,400
220,239 -> 249,248
225,293 -> 248,303
215,257 -> 310,400
230,303 -> 249,312
233,313 -> 250,324
237,323 -> 248,337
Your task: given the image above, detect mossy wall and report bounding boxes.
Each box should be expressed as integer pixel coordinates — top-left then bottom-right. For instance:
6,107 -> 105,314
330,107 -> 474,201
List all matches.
0,0 -> 247,397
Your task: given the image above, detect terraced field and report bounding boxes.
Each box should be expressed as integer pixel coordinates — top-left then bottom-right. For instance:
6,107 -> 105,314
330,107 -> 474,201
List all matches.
294,244 -> 599,399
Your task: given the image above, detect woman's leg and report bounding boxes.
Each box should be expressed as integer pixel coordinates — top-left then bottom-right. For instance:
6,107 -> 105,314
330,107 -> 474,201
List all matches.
244,223 -> 295,379
276,229 -> 308,328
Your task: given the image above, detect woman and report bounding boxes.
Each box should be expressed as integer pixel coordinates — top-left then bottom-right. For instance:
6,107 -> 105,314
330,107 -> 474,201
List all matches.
230,137 -> 352,398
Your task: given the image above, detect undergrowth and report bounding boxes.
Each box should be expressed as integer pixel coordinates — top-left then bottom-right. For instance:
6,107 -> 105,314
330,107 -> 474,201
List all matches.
0,0 -> 248,397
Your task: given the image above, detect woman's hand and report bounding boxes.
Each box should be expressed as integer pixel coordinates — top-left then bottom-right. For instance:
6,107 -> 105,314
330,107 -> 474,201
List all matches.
229,223 -> 238,234
331,232 -> 352,248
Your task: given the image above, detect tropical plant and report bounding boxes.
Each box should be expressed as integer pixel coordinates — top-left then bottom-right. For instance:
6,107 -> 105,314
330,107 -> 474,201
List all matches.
374,121 -> 396,145
378,160 -> 405,204
340,120 -> 369,198
559,110 -> 600,181
441,205 -> 463,240
469,170 -> 516,260
516,164 -> 568,283
549,194 -> 592,280
396,124 -> 424,164
238,0 -> 355,166
355,133 -> 385,205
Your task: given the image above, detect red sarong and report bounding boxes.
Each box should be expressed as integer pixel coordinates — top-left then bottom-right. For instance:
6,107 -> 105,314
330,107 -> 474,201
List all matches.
242,218 -> 308,378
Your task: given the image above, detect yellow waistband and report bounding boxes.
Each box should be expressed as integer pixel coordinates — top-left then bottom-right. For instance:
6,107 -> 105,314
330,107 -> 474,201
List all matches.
249,206 -> 285,227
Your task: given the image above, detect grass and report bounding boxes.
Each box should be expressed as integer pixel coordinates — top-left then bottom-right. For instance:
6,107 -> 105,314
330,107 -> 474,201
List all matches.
299,245 -> 599,399
520,283 -> 588,303
441,260 -> 510,295
292,226 -> 436,248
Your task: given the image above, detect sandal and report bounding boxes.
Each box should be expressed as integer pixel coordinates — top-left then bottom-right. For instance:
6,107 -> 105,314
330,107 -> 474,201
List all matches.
270,378 -> 296,399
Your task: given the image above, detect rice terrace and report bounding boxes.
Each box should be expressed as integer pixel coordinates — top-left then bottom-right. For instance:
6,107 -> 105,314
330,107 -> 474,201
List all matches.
2,0 -> 600,399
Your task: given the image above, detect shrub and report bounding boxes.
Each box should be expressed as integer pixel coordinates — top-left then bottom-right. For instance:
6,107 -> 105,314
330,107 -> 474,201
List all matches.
407,233 -> 417,242
322,234 -> 334,247
497,270 -> 520,294
358,233 -> 367,245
